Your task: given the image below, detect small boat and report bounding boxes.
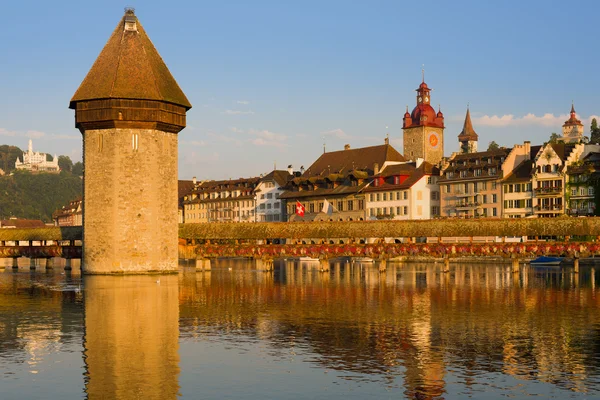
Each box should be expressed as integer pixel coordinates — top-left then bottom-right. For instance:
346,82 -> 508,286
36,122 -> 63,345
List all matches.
530,256 -> 563,266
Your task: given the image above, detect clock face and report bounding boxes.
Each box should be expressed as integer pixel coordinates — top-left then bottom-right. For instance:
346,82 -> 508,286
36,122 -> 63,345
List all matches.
424,96 -> 429,103
429,132 -> 439,148
418,96 -> 422,103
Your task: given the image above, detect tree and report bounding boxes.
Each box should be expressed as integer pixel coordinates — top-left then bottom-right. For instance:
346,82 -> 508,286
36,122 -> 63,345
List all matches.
72,162 -> 83,176
58,155 -> 73,172
591,118 -> 600,144
487,141 -> 500,151
548,132 -> 561,144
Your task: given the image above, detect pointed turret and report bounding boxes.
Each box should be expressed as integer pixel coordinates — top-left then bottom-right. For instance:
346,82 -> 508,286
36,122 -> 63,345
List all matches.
70,8 -> 191,133
458,107 -> 478,153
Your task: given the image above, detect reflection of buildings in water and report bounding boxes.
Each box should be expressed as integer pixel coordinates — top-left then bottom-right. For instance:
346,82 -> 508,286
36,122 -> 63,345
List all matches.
84,275 -> 180,399
178,261 -> 600,394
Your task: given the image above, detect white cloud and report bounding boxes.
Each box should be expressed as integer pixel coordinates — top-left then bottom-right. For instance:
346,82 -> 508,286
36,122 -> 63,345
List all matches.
471,113 -> 571,128
322,128 -> 348,139
181,139 -> 206,146
230,127 -> 244,133
295,133 -> 307,138
51,133 -> 80,140
25,130 -> 46,139
248,129 -> 288,148
207,132 -> 243,146
237,100 -> 250,105
223,109 -> 255,115
0,128 -> 16,137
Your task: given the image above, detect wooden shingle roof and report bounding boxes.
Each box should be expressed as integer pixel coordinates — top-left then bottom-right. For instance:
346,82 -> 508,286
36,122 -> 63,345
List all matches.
70,9 -> 191,109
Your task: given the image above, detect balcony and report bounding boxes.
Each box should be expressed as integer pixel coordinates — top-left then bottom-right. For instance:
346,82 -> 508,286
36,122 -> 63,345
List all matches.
455,202 -> 481,210
534,187 -> 562,196
534,204 -> 563,213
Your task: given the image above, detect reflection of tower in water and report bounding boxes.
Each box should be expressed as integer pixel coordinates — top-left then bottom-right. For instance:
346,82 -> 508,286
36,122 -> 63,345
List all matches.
83,275 -> 180,399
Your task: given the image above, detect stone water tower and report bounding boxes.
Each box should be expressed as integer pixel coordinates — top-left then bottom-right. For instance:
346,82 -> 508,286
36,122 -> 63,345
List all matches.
70,8 -> 192,274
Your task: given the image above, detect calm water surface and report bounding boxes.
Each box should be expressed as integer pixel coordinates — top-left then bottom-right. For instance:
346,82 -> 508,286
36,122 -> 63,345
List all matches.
1,259 -> 600,399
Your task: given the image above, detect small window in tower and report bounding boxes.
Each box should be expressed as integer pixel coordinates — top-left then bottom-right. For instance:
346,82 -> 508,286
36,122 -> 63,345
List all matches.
132,133 -> 139,151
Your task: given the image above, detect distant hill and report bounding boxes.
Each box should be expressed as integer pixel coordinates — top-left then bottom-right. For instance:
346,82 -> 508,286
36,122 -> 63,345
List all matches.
0,171 -> 82,222
0,145 -> 23,174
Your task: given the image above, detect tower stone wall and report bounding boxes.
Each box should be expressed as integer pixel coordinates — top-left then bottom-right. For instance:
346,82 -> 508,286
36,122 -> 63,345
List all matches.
83,128 -> 179,273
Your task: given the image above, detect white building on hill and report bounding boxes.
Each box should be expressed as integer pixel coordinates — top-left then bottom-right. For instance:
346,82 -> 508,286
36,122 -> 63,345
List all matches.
15,140 -> 59,173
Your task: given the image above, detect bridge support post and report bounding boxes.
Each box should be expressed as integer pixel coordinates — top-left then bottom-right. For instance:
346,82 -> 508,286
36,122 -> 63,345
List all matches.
319,258 -> 330,272
255,258 -> 274,271
12,258 -> 18,269
46,258 -> 54,270
443,256 -> 450,273
65,258 -> 72,271
574,257 -> 580,274
196,258 -> 211,271
511,257 -> 520,273
378,258 -> 387,273
30,258 -> 36,270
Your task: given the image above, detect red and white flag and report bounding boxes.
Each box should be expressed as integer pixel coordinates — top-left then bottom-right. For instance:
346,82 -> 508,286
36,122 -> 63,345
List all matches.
295,201 -> 305,217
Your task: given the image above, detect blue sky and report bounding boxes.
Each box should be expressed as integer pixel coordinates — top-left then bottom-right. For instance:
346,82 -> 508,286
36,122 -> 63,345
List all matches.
0,0 -> 598,179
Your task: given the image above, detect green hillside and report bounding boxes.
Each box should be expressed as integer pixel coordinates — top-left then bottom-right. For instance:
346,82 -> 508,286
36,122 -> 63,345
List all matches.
0,171 -> 83,222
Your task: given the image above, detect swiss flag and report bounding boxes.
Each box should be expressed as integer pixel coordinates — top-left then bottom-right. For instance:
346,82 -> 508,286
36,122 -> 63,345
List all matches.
295,201 -> 305,217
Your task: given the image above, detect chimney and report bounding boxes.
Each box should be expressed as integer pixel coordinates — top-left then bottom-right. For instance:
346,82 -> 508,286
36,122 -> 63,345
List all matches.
524,141 -> 531,160
287,164 -> 293,175
344,144 -> 351,150
384,136 -> 389,145
300,166 -> 305,174
192,176 -> 197,185
373,163 -> 380,175
416,158 -> 424,168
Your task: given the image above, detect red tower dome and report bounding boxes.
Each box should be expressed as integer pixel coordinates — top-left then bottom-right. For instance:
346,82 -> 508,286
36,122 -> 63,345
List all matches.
403,80 -> 444,129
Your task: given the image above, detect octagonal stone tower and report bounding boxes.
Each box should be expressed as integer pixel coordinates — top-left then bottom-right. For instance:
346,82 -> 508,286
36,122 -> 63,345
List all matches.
70,8 -> 191,274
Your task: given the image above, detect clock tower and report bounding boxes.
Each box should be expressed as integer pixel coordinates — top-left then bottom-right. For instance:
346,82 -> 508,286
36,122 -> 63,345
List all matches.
402,79 -> 445,165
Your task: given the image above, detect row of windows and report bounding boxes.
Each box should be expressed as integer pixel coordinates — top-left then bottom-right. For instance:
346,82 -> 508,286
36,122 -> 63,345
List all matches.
258,202 -> 281,210
289,199 -> 364,214
369,191 -> 408,202
503,183 -> 533,193
367,206 -> 440,217
186,209 -> 257,221
504,199 -> 533,209
185,200 -> 255,210
571,187 -> 595,196
443,181 -> 498,194
259,192 -> 280,199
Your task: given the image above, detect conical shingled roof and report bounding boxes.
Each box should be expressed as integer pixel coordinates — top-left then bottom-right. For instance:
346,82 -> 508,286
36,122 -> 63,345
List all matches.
69,9 -> 191,110
458,108 -> 478,141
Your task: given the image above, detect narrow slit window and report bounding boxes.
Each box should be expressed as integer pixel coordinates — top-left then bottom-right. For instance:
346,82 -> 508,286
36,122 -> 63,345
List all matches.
132,133 -> 139,151
98,134 -> 103,152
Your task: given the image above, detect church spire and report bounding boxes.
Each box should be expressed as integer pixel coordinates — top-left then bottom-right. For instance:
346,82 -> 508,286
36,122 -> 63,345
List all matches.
458,107 -> 478,154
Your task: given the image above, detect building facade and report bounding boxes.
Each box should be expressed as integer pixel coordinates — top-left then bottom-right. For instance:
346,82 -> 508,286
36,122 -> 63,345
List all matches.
53,198 -> 83,226
183,178 -> 259,223
364,160 -> 440,220
281,141 -> 405,221
255,169 -> 295,222
531,143 -> 583,217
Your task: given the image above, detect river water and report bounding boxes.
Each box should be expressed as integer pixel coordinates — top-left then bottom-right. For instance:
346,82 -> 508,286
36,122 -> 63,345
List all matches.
1,259 -> 599,399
